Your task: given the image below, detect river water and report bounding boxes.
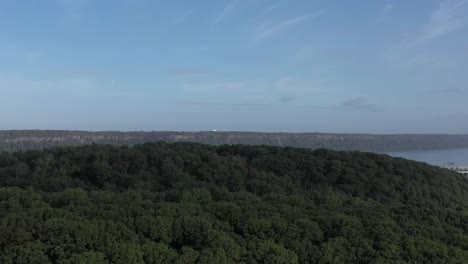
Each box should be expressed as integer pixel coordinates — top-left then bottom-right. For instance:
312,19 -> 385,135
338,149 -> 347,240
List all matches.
386,148 -> 468,167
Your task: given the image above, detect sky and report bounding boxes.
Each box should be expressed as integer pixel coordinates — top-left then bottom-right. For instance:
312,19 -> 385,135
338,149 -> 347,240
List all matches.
1,0 -> 468,133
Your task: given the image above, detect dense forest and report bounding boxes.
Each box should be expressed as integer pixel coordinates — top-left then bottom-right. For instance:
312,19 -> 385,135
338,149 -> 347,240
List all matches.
0,142 -> 467,263
2,130 -> 468,153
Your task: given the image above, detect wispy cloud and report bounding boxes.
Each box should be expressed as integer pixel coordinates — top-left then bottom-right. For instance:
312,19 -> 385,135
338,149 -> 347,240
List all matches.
382,1 -> 467,72
56,0 -> 88,20
167,68 -> 199,77
385,53 -> 449,71
384,4 -> 393,12
294,45 -> 316,60
279,96 -> 296,103
215,0 -> 239,24
274,77 -> 332,94
0,45 -> 42,64
341,96 -> 382,112
420,0 -> 468,41
173,9 -> 195,25
183,82 -> 244,92
0,77 -> 95,97
252,13 -> 320,44
0,76 -> 142,98
433,87 -> 468,94
176,100 -> 327,110
257,2 -> 285,17
177,100 -> 270,109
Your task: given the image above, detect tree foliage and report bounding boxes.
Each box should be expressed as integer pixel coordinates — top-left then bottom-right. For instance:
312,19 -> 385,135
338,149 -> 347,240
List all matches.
0,142 -> 467,263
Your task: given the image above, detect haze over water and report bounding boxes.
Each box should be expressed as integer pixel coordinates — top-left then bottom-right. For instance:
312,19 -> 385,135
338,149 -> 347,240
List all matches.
387,148 -> 468,167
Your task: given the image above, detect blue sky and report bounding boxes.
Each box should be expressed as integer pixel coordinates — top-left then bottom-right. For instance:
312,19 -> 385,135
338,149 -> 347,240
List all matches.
1,0 -> 468,133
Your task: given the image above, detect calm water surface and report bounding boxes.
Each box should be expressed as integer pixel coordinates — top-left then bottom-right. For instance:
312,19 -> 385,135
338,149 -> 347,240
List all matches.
386,148 -> 468,167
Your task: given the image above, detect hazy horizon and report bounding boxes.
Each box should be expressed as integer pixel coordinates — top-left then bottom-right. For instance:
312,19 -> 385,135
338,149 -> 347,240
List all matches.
3,129 -> 468,136
1,0 -> 468,133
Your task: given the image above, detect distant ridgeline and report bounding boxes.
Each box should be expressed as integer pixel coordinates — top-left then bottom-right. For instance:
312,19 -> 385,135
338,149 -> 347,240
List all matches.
0,143 -> 467,263
2,130 -> 468,152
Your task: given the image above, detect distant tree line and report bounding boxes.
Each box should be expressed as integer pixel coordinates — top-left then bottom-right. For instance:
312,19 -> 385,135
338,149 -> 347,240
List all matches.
2,130 -> 468,152
0,142 -> 467,263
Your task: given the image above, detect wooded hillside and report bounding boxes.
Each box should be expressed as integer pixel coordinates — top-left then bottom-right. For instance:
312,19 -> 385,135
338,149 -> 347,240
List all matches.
0,143 -> 467,263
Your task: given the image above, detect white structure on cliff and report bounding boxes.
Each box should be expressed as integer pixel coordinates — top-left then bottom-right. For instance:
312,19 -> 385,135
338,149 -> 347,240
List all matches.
446,166 -> 468,178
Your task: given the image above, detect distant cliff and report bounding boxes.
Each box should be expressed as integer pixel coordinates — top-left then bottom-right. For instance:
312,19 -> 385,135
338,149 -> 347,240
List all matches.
1,130 -> 468,152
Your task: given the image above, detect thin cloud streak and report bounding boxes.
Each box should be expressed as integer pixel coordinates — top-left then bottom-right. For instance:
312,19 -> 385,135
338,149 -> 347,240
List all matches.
341,97 -> 382,112
177,100 -> 271,108
279,96 -> 296,103
183,82 -> 244,92
56,0 -> 88,20
274,77 -> 333,94
384,4 -> 393,12
386,53 -> 449,71
173,9 -> 195,25
382,0 -> 467,71
420,0 -> 468,41
433,87 -> 468,94
167,68 -> 199,77
176,100 -> 328,110
215,0 -> 239,24
257,2 -> 284,17
252,13 -> 320,44
0,77 -> 141,98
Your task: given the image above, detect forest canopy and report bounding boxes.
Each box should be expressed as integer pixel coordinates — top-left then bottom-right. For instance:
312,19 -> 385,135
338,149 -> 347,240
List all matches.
0,142 -> 467,263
